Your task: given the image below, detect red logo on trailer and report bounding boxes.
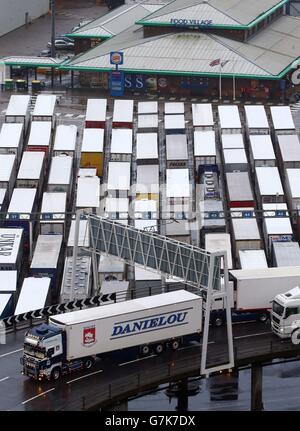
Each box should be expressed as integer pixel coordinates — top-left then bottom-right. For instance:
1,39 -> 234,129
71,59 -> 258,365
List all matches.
83,326 -> 96,346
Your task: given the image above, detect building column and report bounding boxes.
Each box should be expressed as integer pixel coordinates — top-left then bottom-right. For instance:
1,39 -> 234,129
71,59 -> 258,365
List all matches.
71,71 -> 74,89
251,364 -> 264,411
176,379 -> 189,411
51,68 -> 54,88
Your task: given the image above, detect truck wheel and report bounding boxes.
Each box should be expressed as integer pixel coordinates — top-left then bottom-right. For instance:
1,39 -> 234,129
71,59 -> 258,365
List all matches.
258,313 -> 269,323
214,317 -> 224,327
170,339 -> 180,351
51,368 -> 61,381
140,345 -> 150,356
84,358 -> 95,370
154,343 -> 164,354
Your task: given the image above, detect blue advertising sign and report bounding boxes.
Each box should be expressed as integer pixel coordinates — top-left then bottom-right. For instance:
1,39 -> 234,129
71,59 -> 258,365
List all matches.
109,70 -> 125,97
110,51 -> 124,66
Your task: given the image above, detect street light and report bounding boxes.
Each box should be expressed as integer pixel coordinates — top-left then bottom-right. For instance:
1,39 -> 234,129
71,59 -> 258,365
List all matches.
50,0 -> 56,58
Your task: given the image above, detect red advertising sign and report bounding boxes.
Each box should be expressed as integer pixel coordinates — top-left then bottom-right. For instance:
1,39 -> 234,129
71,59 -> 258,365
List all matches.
83,326 -> 96,346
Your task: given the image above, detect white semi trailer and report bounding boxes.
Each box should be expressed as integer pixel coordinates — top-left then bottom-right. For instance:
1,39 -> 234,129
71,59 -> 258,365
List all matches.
21,290 -> 202,381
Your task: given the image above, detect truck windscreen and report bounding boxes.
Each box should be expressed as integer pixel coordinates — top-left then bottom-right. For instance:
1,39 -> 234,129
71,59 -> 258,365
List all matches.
24,343 -> 46,359
273,301 -> 284,317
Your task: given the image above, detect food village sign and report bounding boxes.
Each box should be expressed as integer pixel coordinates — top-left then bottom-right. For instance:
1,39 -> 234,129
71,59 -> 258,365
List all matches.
170,18 -> 213,27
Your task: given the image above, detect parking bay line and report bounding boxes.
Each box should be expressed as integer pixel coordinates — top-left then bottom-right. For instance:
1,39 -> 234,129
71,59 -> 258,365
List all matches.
22,388 -> 55,405
234,331 -> 272,340
0,348 -> 23,359
0,376 -> 10,382
67,369 -> 103,384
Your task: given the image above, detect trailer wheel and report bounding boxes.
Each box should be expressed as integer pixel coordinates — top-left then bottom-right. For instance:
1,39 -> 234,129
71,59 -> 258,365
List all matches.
51,367 -> 61,381
213,317 -> 224,327
140,345 -> 150,356
258,313 -> 269,323
170,339 -> 180,351
84,358 -> 94,370
154,343 -> 164,354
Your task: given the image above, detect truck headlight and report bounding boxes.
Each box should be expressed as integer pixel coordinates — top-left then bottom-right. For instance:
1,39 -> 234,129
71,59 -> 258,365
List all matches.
280,328 -> 284,332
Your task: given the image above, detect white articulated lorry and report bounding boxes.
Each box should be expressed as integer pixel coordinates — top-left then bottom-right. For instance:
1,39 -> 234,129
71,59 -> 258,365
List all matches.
21,290 -> 202,381
271,286 -> 300,340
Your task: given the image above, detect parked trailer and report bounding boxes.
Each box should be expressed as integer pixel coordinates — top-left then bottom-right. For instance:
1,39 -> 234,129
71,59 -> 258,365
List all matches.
85,98 -> 107,129
67,219 -> 90,256
248,135 -> 276,170
136,133 -> 158,165
255,167 -> 285,206
205,233 -> 233,269
239,250 -> 268,270
165,102 -> 185,115
110,129 -> 133,162
231,214 -> 262,259
0,271 -> 18,297
270,106 -> 295,134
285,168 -> 300,210
134,199 -> 158,220
164,114 -> 185,134
53,125 -> 77,157
136,164 -> 159,201
15,277 -> 51,315
199,199 -> 226,241
100,280 -> 129,303
30,235 -> 63,296
5,95 -> 30,129
27,121 -> 52,156
0,123 -> 24,164
218,105 -> 242,133
31,95 -> 56,124
16,151 -> 45,196
77,168 -> 97,177
5,189 -> 37,246
0,228 -> 23,275
166,169 -> 190,218
112,99 -> 134,128
223,148 -> 248,173
244,105 -> 269,134
103,197 -> 129,220
226,172 -> 254,208
47,155 -> 73,202
21,290 -> 202,381
0,154 -> 17,201
76,176 -> 100,213
107,161 -> 131,198
262,203 -> 293,255
166,134 -> 188,169
60,255 -> 92,303
277,134 -> 300,169
193,130 -> 216,170
98,255 -> 126,284
192,103 -> 214,130
272,241 -> 300,267
230,267 -> 300,311
137,114 -> 159,133
40,192 -> 67,236
221,133 -> 244,149
137,101 -> 158,114
80,128 -> 104,176
0,294 -> 14,319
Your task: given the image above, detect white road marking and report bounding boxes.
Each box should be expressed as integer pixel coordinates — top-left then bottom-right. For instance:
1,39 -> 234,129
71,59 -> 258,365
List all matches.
1,110 -> 6,114
64,113 -> 74,118
234,331 -> 272,340
66,369 -> 103,384
22,388 -> 55,405
0,376 -> 10,382
119,355 -> 156,367
76,114 -> 85,119
0,348 -> 22,359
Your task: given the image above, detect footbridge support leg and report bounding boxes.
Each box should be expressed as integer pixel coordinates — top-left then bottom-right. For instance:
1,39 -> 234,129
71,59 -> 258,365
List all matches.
176,379 -> 189,411
251,364 -> 264,411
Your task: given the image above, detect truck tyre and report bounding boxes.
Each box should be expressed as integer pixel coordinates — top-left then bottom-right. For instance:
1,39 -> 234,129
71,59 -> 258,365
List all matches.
258,313 -> 269,323
154,343 -> 164,354
51,367 -> 61,381
170,339 -> 180,351
214,317 -> 224,327
140,345 -> 150,356
84,358 -> 95,370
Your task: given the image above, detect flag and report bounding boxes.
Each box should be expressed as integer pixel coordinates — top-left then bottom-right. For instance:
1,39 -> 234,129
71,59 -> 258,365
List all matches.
209,58 -> 221,67
221,60 -> 230,68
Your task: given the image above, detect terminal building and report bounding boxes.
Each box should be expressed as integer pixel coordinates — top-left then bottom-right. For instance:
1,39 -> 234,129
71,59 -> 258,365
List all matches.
60,0 -> 300,100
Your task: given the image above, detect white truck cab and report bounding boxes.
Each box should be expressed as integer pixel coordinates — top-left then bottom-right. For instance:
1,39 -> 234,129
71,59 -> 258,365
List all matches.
271,286 -> 300,339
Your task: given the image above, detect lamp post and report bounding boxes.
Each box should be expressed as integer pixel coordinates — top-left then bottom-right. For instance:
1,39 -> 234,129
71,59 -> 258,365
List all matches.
50,0 -> 56,58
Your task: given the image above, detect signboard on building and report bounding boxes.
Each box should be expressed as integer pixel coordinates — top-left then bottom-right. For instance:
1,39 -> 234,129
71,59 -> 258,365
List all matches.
109,70 -> 125,97
170,19 -> 213,27
110,52 -> 124,66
